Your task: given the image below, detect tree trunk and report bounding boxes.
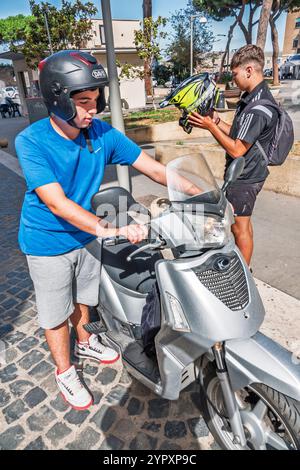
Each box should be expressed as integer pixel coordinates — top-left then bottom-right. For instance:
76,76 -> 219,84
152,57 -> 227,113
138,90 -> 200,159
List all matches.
256,0 -> 273,50
270,14 -> 280,86
236,1 -> 251,45
143,0 -> 152,98
219,19 -> 238,78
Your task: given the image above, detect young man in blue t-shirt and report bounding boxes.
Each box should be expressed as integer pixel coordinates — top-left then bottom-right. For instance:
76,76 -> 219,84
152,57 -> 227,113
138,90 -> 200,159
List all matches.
16,50 -> 169,410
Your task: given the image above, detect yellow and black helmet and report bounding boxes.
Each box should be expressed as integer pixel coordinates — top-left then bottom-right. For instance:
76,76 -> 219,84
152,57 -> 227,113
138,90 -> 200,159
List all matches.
160,73 -> 219,134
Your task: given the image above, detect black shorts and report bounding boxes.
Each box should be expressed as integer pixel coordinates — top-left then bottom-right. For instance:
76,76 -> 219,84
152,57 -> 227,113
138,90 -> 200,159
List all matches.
226,181 -> 265,217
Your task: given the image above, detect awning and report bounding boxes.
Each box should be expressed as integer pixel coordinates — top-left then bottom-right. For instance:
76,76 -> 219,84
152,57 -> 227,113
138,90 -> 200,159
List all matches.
0,51 -> 24,61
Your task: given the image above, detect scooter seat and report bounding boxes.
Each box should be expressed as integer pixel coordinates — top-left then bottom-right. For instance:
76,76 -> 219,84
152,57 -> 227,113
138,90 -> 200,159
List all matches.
102,241 -> 162,294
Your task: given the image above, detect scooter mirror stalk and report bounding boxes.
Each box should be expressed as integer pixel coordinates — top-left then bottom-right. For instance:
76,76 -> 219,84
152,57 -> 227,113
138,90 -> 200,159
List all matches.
222,157 -> 245,192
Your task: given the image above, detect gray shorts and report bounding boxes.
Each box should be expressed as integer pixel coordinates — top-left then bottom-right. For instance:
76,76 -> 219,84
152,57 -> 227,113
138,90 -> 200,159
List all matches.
27,239 -> 101,329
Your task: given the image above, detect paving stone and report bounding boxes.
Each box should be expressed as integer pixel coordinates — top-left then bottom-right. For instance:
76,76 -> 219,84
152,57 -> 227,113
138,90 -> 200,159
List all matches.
27,405 -> 56,432
84,364 -> 98,376
50,394 -> 69,413
1,298 -> 19,310
15,290 -> 32,301
40,373 -> 58,394
159,440 -> 183,451
113,418 -> 135,436
148,398 -> 170,419
64,408 -> 90,426
173,395 -> 200,417
24,437 -> 48,450
142,421 -> 161,433
29,360 -> 54,380
187,418 -> 210,438
91,404 -> 117,432
40,341 -> 49,352
18,350 -> 45,370
0,425 -> 25,450
5,347 -> 18,363
11,315 -> 31,327
7,286 -> 22,295
24,387 -> 47,408
0,324 -> 14,339
99,434 -> 124,450
127,397 -> 144,416
96,367 -> 117,385
129,432 -> 158,450
0,364 -> 18,383
164,421 -> 187,439
67,427 -> 101,450
46,422 -> 72,448
5,330 -> 26,346
34,327 -> 45,339
119,368 -> 132,385
9,379 -> 35,397
0,389 -> 11,407
3,399 -> 29,424
92,390 -> 103,405
105,385 -> 129,407
17,336 -> 39,353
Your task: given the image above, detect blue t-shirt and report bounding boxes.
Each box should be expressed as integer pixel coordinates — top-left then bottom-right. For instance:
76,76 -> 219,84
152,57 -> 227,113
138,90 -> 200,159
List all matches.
16,117 -> 141,256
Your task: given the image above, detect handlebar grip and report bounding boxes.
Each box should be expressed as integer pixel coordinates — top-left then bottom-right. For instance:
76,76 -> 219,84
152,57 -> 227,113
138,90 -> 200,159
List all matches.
103,236 -> 127,247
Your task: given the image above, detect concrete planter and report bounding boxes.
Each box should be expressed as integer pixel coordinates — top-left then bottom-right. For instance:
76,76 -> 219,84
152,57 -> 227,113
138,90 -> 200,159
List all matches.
126,110 -> 235,144
154,142 -> 300,198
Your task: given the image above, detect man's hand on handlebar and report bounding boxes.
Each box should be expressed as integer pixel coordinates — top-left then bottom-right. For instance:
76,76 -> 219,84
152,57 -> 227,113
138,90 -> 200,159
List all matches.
96,219 -> 148,245
117,224 -> 148,245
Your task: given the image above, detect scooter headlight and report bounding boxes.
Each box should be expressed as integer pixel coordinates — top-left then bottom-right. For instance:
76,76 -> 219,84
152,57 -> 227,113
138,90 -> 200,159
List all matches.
185,205 -> 233,249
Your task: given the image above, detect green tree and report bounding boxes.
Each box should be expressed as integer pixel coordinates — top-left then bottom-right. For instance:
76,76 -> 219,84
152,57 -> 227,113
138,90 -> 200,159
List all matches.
0,14 -> 31,47
0,1 -> 97,67
166,6 -> 215,80
118,16 -> 167,109
153,64 -> 172,86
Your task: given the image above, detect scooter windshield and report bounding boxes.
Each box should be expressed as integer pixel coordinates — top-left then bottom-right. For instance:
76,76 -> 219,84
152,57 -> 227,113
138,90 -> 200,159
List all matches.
166,154 -> 221,205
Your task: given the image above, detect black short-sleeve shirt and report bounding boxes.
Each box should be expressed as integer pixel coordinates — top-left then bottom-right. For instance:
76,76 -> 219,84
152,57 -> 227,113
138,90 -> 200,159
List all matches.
225,80 -> 278,184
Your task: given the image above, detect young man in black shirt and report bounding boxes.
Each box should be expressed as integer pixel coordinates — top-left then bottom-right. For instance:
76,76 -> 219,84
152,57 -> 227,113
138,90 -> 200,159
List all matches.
188,45 -> 277,265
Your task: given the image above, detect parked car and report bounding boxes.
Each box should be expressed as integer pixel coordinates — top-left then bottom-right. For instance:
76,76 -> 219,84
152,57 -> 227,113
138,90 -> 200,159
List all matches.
280,55 -> 300,79
264,68 -> 273,77
1,86 -> 19,99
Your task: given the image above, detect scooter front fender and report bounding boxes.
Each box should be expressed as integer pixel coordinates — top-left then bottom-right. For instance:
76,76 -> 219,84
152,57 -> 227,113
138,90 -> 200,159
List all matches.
225,332 -> 300,401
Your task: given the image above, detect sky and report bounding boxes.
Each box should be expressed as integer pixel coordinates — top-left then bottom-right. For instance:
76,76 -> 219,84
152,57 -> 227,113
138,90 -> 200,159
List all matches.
0,0 -> 287,55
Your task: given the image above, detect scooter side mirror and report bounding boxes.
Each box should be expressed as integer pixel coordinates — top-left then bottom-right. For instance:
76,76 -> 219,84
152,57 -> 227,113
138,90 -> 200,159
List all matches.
222,157 -> 245,192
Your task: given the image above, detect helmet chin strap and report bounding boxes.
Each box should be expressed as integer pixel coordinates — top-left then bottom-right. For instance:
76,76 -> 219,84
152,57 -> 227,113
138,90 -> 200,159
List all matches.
68,118 -> 94,153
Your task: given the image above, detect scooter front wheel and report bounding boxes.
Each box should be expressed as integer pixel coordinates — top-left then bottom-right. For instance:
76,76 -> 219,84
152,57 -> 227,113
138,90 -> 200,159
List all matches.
200,364 -> 300,450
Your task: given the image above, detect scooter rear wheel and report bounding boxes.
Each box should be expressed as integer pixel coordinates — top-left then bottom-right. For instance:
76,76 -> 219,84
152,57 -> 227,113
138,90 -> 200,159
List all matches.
200,364 -> 300,450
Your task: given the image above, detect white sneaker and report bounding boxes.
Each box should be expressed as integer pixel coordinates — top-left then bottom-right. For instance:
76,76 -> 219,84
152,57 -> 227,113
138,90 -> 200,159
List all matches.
55,365 -> 93,410
74,334 -> 120,364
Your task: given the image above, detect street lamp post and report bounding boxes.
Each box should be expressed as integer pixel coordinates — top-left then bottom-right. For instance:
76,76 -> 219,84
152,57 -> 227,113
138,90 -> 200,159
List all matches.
100,0 -> 131,192
190,15 -> 207,76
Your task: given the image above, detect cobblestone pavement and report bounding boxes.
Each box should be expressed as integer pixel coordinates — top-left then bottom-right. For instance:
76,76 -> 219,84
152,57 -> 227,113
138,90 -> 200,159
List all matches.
0,163 -> 218,451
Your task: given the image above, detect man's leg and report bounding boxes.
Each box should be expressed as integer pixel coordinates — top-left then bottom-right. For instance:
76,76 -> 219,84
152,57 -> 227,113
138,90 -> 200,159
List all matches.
70,303 -> 90,343
231,215 -> 253,265
45,320 -> 71,373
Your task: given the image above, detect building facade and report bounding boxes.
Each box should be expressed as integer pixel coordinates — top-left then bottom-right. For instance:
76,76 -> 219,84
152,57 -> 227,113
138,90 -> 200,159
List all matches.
283,11 -> 300,59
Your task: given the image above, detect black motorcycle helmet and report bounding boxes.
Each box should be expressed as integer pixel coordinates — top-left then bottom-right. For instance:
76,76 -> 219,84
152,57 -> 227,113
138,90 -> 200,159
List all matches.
38,50 -> 109,124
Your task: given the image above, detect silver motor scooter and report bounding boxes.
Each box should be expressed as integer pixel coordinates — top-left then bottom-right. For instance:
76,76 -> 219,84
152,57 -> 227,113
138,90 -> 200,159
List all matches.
86,154 -> 300,450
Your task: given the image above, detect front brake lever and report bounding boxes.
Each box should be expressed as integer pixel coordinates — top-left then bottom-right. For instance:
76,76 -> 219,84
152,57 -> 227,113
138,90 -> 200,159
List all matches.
126,238 -> 165,262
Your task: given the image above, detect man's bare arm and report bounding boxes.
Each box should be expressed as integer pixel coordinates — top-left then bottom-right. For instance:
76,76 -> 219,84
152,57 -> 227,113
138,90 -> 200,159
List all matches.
35,183 -> 148,243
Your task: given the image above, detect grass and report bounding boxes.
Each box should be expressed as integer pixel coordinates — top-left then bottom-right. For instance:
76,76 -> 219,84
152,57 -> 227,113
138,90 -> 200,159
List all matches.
102,107 -> 181,129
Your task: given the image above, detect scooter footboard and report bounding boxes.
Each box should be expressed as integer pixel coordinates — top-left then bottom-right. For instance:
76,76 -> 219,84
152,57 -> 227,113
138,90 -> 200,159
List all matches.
225,332 -> 300,401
